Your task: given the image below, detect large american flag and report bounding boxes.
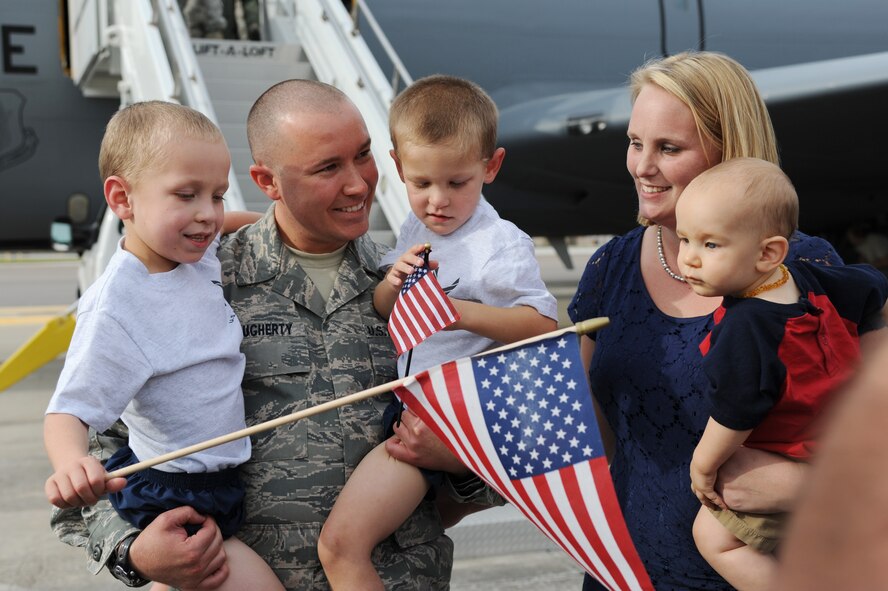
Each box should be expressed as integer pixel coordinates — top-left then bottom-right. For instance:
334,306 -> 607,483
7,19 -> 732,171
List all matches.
388,261 -> 460,356
394,331 -> 652,590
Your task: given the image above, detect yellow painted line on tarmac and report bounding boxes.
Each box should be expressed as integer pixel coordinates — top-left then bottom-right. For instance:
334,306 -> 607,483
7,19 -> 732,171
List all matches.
0,316 -> 60,326
0,306 -> 69,326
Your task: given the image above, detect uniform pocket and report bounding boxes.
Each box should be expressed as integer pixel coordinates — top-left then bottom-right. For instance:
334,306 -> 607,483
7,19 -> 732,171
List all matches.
240,340 -> 311,461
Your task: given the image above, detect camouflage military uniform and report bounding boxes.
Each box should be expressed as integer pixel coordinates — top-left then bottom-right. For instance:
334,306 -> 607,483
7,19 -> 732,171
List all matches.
51,207 -> 500,589
181,0 -> 227,38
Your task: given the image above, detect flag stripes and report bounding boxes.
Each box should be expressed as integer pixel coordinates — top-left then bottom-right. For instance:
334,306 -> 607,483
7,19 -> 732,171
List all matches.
393,335 -> 652,590
388,266 -> 459,356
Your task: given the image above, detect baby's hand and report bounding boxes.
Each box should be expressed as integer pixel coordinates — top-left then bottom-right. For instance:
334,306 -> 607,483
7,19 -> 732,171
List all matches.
44,456 -> 123,508
385,243 -> 438,290
690,460 -> 726,511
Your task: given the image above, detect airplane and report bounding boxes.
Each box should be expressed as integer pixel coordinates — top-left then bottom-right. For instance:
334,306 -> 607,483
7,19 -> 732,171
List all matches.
361,0 -> 888,245
3,0 -> 888,252
0,0 -> 118,247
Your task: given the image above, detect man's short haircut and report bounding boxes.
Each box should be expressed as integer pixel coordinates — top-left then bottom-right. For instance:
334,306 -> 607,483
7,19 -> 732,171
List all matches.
389,74 -> 498,159
98,101 -> 224,184
247,79 -> 351,165
696,158 -> 799,239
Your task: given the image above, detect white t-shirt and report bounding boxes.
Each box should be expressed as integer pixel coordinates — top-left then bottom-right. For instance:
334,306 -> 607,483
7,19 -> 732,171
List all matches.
381,199 -> 558,375
46,238 -> 250,473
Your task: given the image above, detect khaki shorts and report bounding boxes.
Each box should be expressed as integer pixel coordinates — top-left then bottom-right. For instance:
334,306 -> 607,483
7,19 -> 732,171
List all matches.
709,506 -> 787,553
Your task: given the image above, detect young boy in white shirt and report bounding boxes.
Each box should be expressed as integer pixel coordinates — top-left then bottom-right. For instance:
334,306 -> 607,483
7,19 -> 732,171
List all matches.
319,75 -> 558,590
43,101 -> 279,590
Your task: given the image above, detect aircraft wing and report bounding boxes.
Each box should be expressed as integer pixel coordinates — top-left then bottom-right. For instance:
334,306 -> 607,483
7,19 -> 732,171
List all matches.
490,51 -> 888,238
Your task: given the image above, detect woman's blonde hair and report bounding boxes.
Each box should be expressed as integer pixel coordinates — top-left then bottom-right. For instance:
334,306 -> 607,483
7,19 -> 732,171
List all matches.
630,51 -> 778,166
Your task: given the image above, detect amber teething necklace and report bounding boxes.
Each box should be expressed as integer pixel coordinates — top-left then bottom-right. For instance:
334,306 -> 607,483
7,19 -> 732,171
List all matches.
740,264 -> 789,298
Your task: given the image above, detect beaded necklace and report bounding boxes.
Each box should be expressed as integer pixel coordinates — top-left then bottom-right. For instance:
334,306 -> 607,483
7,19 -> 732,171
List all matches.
656,225 -> 686,283
740,264 -> 789,298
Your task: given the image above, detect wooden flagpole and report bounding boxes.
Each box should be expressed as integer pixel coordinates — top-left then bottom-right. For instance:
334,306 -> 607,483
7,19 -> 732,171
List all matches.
106,317 -> 609,479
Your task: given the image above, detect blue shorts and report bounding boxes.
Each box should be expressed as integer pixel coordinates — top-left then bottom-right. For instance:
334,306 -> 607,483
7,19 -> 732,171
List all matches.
105,446 -> 245,538
383,400 -> 445,490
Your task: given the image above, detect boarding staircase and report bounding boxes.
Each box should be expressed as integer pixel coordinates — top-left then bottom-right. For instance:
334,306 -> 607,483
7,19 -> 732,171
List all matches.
65,0 -> 411,285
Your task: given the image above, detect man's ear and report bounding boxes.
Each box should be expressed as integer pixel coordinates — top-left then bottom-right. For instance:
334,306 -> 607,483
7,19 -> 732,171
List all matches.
483,147 -> 506,183
104,176 -> 133,220
757,236 -> 789,272
249,164 -> 281,201
390,149 -> 405,182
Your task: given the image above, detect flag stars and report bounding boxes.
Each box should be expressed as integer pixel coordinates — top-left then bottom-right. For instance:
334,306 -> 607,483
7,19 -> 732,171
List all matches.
474,337 -> 599,480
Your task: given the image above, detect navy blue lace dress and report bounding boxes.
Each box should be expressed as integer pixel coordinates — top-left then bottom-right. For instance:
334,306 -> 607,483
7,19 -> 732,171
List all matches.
568,226 -> 840,591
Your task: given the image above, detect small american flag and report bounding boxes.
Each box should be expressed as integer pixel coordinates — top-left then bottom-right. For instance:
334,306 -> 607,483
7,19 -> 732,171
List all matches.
394,331 -> 652,590
388,254 -> 460,356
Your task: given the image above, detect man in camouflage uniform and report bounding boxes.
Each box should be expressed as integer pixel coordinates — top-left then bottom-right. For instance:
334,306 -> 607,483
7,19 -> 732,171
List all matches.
180,0 -> 227,39
50,80 -> 499,589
